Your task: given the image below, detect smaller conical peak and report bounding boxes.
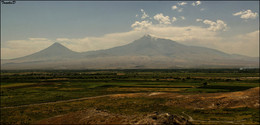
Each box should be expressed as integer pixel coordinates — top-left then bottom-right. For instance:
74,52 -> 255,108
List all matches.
46,42 -> 70,50
49,42 -> 68,48
51,42 -> 63,46
41,42 -> 75,54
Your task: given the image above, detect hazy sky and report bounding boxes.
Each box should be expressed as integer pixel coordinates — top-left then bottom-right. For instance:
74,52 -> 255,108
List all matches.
1,1 -> 259,59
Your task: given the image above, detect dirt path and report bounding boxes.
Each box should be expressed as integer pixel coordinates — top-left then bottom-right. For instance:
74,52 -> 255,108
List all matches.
1,93 -> 146,109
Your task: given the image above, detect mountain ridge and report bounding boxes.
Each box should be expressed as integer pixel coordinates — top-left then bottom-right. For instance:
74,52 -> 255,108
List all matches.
1,35 -> 259,69
8,42 -> 79,62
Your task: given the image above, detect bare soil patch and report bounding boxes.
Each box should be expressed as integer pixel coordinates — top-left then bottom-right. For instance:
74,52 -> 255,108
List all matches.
35,108 -> 191,125
35,87 -> 259,124
164,87 -> 259,109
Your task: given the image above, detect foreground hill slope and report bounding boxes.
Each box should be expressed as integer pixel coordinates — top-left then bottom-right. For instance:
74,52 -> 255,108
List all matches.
35,87 -> 259,124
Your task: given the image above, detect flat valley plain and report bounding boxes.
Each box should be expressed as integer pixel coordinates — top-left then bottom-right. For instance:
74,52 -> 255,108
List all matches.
0,69 -> 259,124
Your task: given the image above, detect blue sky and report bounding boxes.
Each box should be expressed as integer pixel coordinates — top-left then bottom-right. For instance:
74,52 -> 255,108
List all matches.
1,1 -> 259,59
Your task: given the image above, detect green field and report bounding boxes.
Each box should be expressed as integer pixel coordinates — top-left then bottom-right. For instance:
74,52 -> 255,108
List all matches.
1,69 -> 259,124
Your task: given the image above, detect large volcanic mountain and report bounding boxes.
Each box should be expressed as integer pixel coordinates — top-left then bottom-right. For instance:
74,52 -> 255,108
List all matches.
1,35 -> 258,69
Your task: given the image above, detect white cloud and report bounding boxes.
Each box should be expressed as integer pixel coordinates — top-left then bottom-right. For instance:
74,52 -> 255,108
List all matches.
202,19 -> 228,31
140,9 -> 149,19
217,30 -> 259,57
153,13 -> 171,25
181,30 -> 259,57
172,5 -> 183,12
63,31 -> 145,52
56,38 -> 71,42
178,2 -> 187,6
177,8 -> 183,12
192,1 -> 201,6
28,38 -> 48,41
131,20 -> 152,30
196,18 -> 203,22
172,17 -> 177,22
233,10 -> 258,19
171,5 -> 178,10
2,38 -> 53,59
196,1 -> 201,5
180,16 -> 186,20
136,25 -> 219,43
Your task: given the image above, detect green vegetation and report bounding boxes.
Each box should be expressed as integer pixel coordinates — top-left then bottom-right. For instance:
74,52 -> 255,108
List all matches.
0,69 -> 259,124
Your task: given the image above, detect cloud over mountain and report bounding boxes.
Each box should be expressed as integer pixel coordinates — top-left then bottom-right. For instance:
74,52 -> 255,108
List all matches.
200,19 -> 228,32
178,2 -> 187,6
172,17 -> 177,22
140,9 -> 149,19
192,1 -> 201,6
131,20 -> 152,30
233,10 -> 258,20
154,13 -> 171,25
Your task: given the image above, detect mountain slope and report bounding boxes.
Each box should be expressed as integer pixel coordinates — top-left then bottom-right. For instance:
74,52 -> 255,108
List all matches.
1,35 -> 259,69
6,42 -> 79,63
82,35 -> 248,61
